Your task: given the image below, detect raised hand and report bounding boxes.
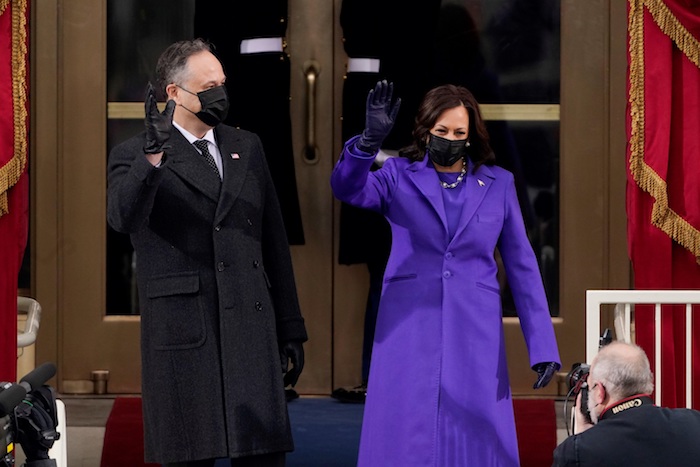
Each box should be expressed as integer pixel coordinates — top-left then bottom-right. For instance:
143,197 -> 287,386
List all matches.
356,80 -> 401,153
143,82 -> 176,155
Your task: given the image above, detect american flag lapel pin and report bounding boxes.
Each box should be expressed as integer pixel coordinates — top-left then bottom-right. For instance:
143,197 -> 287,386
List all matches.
478,179 -> 485,187
231,153 -> 240,160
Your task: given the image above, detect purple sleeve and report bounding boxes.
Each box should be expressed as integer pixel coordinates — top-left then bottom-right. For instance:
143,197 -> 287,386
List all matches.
330,135 -> 397,213
497,175 -> 561,367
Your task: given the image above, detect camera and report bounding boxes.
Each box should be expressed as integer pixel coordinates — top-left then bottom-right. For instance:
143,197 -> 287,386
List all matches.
566,362 -> 592,424
564,329 -> 613,433
567,362 -> 590,392
1,363 -> 60,467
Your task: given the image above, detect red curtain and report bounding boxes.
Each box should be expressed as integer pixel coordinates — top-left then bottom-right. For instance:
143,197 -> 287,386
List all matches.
627,0 -> 700,407
0,0 -> 30,383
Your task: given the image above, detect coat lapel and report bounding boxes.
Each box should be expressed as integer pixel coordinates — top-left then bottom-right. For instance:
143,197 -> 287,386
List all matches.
406,158 -> 448,234
451,163 -> 495,241
407,158 -> 497,242
214,129 -> 248,225
167,130 -> 221,202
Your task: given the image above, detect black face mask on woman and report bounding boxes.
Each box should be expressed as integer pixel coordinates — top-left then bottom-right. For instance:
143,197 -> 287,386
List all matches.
179,85 -> 229,127
427,134 -> 469,167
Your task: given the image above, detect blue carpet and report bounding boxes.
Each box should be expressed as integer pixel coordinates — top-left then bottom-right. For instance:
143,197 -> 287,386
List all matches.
213,397 -> 363,467
286,397 -> 363,466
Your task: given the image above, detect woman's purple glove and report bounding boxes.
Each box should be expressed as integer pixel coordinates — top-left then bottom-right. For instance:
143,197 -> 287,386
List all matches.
532,361 -> 560,389
356,80 -> 401,154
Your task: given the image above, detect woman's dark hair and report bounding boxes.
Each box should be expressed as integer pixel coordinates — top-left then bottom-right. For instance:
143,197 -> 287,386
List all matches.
401,84 -> 495,172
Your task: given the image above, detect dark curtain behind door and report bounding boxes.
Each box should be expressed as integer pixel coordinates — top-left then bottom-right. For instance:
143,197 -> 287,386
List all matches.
194,0 -> 305,245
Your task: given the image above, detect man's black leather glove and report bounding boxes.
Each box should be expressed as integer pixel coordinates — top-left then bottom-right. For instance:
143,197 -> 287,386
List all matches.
280,341 -> 305,387
532,361 -> 560,389
356,80 -> 401,154
143,82 -> 176,154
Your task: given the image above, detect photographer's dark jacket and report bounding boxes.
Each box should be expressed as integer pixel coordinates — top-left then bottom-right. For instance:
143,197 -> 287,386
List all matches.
553,395 -> 700,466
108,124 -> 307,463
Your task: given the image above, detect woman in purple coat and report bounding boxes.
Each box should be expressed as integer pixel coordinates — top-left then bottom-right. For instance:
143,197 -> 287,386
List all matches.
331,81 -> 561,466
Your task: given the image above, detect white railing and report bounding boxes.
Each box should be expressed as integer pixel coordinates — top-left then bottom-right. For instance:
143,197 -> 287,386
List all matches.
585,289 -> 700,408
17,296 -> 42,348
16,297 -> 67,467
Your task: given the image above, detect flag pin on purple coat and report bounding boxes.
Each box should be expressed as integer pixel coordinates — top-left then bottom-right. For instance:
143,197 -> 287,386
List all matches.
231,153 -> 240,159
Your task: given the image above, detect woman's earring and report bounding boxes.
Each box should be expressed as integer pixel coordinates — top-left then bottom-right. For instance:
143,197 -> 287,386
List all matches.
466,140 -> 471,147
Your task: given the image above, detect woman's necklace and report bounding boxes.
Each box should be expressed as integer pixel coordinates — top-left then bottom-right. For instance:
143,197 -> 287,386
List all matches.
439,158 -> 467,189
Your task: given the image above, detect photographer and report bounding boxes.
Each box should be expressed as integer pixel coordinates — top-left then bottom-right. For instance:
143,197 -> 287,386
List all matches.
553,341 -> 700,466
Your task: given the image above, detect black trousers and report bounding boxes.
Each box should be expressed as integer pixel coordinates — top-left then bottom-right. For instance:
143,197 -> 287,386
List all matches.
163,452 -> 285,467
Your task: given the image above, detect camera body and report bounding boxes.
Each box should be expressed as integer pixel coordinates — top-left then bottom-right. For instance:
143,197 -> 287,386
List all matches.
1,386 -> 60,467
0,363 -> 60,467
1,413 -> 15,466
566,362 -> 593,424
565,329 -> 613,429
1,382 -> 22,465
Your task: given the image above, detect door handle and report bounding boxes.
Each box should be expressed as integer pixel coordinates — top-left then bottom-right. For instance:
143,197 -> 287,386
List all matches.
303,60 -> 320,165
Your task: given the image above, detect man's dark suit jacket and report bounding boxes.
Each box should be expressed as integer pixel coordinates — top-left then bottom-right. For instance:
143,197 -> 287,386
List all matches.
107,124 -> 307,464
553,395 -> 700,466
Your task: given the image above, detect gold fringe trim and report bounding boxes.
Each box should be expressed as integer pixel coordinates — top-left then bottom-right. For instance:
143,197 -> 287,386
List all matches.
0,0 -> 28,217
645,0 -> 700,67
629,0 -> 700,263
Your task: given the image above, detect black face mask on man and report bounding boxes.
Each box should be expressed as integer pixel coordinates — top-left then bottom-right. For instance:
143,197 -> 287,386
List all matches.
179,85 -> 229,127
427,134 -> 470,167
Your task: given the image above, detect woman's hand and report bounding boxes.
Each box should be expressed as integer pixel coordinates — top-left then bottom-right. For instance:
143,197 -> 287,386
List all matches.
356,80 -> 401,153
532,361 -> 560,389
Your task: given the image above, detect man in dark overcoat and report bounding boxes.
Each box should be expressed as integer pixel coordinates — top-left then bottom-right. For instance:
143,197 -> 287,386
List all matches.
107,38 -> 307,467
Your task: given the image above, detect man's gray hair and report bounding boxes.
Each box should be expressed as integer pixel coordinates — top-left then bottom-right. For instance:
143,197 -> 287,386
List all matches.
155,38 -> 213,97
590,341 -> 654,399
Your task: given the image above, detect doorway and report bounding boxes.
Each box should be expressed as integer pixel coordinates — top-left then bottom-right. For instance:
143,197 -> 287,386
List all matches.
31,0 -> 628,396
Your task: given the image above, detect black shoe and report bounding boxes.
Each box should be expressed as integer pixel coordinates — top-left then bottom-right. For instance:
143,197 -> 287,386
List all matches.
285,388 -> 299,402
331,384 -> 367,403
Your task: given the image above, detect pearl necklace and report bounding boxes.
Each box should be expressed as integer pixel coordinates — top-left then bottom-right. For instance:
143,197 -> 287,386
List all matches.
439,159 -> 467,189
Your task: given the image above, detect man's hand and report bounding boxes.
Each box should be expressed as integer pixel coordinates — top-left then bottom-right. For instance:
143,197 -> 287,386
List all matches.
280,341 -> 305,387
143,82 -> 175,161
573,391 -> 595,434
356,80 -> 401,154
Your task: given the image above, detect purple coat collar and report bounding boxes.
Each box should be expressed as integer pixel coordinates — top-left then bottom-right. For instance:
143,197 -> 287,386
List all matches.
405,156 -> 496,237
